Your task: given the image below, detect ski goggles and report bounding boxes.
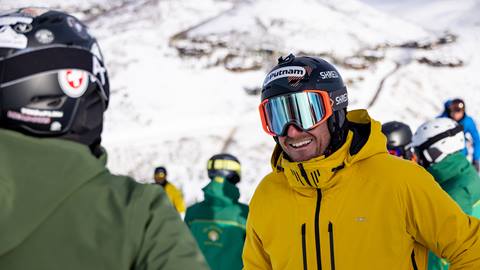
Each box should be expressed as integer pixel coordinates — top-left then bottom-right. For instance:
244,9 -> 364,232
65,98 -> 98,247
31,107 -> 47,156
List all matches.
388,148 -> 403,157
259,90 -> 337,136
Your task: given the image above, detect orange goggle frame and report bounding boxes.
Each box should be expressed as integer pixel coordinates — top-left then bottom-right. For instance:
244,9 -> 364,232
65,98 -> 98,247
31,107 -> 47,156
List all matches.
259,90 -> 333,136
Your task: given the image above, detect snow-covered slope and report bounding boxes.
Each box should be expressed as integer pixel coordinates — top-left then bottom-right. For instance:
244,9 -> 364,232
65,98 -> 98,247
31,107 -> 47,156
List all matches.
175,0 -> 430,58
2,0 -> 479,205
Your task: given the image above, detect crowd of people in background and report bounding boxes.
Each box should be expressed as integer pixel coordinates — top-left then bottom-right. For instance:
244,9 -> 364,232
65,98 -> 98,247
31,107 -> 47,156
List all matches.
1,7 -> 480,270
382,111 -> 480,270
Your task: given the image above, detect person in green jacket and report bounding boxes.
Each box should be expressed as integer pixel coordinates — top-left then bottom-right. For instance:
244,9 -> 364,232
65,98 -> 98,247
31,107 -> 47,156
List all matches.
412,117 -> 480,270
0,8 -> 209,270
185,153 -> 249,270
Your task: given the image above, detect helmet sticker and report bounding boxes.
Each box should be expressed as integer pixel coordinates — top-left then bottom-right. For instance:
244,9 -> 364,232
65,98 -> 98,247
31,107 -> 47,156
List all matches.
92,56 -> 107,85
90,42 -> 103,61
58,69 -> 90,98
263,66 -> 306,87
35,29 -> 54,44
0,15 -> 33,26
66,16 -> 83,33
0,25 -> 28,49
21,108 -> 63,118
50,121 -> 62,131
319,70 -> 339,80
329,87 -> 349,110
7,110 -> 50,124
13,22 -> 32,33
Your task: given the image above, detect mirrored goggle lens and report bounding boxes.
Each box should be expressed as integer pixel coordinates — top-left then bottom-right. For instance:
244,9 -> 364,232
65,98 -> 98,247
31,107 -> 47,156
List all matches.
263,91 -> 328,136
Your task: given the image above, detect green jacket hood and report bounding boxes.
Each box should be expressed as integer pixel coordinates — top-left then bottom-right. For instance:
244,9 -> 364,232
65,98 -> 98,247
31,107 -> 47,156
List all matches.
202,177 -> 240,206
427,152 -> 480,207
270,109 -> 388,190
0,129 -> 107,255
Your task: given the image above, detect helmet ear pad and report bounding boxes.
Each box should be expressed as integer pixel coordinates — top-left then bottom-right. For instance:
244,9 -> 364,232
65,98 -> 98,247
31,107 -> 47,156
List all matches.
61,85 -> 106,151
225,172 -> 241,185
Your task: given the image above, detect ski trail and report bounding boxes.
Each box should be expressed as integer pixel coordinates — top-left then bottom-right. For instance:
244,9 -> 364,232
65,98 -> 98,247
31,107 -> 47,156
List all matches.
83,0 -> 159,23
367,62 -> 401,108
169,4 -> 239,46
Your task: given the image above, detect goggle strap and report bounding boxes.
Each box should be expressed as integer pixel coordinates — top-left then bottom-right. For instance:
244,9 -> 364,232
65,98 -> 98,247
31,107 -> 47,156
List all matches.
329,86 -> 348,111
0,46 -> 109,100
416,125 -> 463,152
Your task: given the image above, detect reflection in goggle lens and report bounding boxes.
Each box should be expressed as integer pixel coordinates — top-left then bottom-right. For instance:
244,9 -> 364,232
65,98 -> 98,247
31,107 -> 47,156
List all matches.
264,91 -> 326,136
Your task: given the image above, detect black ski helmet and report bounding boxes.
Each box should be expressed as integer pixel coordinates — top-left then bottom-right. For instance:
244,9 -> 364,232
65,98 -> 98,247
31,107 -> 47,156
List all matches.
207,153 -> 241,185
381,121 -> 413,159
0,8 -> 109,151
445,98 -> 466,116
261,54 -> 348,153
154,166 -> 167,179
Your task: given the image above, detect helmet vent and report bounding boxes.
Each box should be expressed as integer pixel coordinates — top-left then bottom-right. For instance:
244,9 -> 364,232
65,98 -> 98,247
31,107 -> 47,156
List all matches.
47,98 -> 63,107
29,95 -> 66,109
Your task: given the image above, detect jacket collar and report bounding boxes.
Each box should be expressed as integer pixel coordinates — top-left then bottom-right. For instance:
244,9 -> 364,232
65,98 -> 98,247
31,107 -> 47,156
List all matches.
427,152 -> 471,184
280,131 -> 352,190
203,177 -> 240,206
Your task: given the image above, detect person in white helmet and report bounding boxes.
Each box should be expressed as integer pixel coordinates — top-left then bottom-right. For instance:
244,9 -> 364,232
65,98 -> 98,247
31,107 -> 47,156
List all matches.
412,117 -> 480,270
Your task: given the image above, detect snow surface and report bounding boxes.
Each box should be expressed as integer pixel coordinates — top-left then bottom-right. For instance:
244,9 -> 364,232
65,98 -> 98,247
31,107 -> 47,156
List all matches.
2,0 -> 479,206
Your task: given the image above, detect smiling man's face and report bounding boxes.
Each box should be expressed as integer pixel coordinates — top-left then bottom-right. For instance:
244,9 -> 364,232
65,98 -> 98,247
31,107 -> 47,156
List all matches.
278,121 -> 331,162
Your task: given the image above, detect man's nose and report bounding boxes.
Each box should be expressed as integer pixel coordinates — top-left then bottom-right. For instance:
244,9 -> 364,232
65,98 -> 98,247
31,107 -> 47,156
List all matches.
286,124 -> 304,137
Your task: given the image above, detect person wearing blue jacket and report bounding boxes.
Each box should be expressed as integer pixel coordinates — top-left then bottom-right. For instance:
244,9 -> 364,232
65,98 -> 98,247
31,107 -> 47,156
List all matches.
440,98 -> 480,172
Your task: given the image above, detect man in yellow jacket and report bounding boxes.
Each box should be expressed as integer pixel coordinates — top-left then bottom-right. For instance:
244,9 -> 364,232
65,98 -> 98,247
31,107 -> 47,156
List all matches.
154,166 -> 186,217
243,54 -> 480,269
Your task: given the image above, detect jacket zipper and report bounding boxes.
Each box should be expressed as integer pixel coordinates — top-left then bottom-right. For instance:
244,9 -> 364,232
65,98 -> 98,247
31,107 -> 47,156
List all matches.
299,164 -> 322,270
328,222 -> 335,270
411,250 -> 418,270
302,223 -> 308,270
314,189 -> 322,270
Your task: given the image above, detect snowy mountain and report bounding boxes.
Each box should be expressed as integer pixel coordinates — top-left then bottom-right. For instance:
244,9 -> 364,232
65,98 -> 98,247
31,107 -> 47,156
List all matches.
2,0 -> 479,205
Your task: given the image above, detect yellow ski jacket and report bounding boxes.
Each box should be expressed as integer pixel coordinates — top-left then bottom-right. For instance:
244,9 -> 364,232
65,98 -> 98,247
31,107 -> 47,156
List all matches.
243,110 -> 480,270
164,182 -> 186,214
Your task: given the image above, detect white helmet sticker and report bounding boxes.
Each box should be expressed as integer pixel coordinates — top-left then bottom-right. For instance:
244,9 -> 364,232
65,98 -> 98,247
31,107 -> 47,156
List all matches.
0,25 -> 28,49
263,66 -> 306,87
0,16 -> 33,26
58,69 -> 90,98
35,29 -> 54,44
50,121 -> 62,131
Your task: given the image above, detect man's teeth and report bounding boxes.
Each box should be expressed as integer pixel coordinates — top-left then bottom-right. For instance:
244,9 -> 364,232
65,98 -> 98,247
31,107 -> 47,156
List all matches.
290,139 -> 312,148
